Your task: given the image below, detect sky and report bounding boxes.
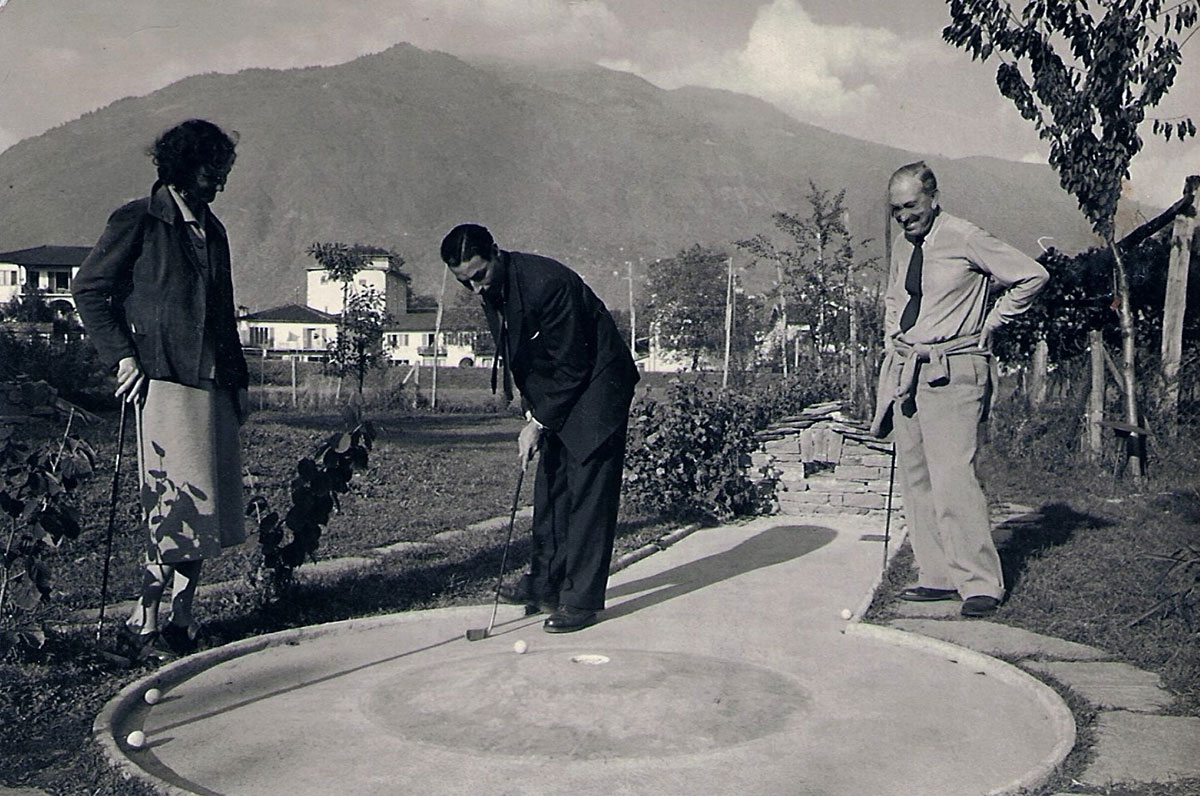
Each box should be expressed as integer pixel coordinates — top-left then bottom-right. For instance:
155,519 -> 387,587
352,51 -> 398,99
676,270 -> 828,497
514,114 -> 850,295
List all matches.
0,0 -> 1196,209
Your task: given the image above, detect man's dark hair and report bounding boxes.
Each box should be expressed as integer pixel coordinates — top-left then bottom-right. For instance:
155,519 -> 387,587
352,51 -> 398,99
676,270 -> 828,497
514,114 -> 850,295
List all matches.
149,119 -> 238,185
889,160 -> 938,196
440,223 -> 495,267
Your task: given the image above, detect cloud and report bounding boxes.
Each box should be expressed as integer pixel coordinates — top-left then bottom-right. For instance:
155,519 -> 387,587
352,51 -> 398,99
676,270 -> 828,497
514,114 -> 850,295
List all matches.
401,0 -> 627,61
619,0 -> 914,117
1127,145 -> 1200,210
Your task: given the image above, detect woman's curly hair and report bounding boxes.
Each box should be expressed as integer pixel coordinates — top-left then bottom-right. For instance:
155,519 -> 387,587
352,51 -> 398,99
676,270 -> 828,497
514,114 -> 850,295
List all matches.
148,119 -> 238,185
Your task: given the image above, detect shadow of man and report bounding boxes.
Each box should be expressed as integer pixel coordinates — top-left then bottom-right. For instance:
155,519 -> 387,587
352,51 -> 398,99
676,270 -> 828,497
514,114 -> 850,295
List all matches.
603,524 -> 837,620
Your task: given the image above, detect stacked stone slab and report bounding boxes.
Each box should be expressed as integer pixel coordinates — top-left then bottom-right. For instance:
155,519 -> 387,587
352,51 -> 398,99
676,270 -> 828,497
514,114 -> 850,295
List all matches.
0,378 -> 99,427
751,401 -> 901,516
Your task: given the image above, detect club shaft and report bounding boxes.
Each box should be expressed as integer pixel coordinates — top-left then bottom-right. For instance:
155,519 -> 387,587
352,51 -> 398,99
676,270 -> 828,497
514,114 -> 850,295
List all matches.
95,401 -> 128,646
883,442 -> 895,571
483,464 -> 526,637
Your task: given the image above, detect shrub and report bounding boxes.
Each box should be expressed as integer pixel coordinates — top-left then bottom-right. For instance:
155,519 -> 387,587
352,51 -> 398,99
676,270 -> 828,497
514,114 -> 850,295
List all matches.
624,379 -> 774,521
0,331 -> 111,410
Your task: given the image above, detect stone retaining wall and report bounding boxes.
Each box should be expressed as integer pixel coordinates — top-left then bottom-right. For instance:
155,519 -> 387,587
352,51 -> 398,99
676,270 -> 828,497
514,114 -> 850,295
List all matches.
752,401 -> 901,516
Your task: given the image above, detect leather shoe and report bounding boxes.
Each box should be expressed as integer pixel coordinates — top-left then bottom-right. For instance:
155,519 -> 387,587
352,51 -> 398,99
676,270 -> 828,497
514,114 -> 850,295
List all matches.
899,586 -> 959,602
498,577 -> 556,614
543,606 -> 598,633
961,595 -> 1000,618
497,576 -> 535,605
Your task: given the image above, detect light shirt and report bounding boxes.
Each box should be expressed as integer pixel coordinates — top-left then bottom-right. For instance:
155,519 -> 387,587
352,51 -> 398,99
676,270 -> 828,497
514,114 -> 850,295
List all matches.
884,212 -> 1049,345
166,183 -> 217,380
166,184 -> 206,241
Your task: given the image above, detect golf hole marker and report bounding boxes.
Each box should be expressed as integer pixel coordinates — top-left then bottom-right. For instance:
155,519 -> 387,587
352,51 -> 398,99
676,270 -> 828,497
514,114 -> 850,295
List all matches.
570,653 -> 609,665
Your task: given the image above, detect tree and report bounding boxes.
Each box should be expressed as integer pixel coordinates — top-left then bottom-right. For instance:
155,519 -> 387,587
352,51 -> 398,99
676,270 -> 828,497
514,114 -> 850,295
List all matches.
943,0 -> 1198,476
644,245 -> 729,370
1,289 -> 54,324
737,183 -> 879,398
325,287 -> 390,406
307,242 -> 404,404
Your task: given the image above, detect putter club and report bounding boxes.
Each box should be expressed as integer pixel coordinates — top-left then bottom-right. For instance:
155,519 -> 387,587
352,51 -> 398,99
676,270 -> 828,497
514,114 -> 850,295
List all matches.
466,463 -> 527,641
883,441 -> 895,571
95,400 -> 129,649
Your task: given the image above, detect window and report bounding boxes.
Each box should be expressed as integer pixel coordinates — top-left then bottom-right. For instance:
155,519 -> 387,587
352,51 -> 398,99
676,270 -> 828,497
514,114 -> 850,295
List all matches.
54,271 -> 71,291
249,326 -> 272,347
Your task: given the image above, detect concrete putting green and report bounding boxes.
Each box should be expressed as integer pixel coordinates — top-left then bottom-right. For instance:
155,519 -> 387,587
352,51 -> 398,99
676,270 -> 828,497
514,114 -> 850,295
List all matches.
96,517 -> 1074,796
365,649 -> 810,758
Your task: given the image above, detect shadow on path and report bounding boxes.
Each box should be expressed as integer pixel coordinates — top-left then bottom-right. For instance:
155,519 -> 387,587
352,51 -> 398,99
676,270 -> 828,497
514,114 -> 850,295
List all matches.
603,524 -> 837,620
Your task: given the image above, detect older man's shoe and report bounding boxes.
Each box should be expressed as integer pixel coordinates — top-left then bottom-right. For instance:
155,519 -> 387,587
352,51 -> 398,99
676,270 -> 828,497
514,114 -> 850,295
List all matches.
961,595 -> 1001,618
899,586 -> 959,602
543,606 -> 597,633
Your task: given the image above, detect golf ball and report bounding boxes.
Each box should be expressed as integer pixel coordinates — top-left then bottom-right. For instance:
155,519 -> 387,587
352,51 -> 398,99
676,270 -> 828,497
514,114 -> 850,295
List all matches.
144,688 -> 162,705
840,608 -> 853,620
126,730 -> 146,749
513,639 -> 528,654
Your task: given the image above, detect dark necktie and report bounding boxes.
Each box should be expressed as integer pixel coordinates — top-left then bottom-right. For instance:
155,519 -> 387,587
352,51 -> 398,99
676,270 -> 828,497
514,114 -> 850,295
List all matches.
490,313 -> 514,403
899,239 -> 923,332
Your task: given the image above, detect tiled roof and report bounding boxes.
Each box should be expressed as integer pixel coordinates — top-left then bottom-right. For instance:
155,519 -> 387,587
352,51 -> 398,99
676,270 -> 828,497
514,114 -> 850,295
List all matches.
0,245 -> 93,266
386,307 -> 481,332
238,303 -> 338,323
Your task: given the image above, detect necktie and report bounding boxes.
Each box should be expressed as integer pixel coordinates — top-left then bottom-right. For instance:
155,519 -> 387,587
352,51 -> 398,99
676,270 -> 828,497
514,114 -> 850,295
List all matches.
490,314 -> 514,403
899,239 -> 923,332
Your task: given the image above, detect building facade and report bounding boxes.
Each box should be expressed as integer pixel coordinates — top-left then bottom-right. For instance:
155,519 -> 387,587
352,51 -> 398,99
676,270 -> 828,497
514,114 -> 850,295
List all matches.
0,245 -> 92,315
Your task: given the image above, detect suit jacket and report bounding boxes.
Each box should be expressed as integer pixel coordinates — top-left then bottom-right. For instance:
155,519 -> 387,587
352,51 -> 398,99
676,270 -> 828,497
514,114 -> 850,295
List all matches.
484,251 -> 638,460
73,181 -> 249,390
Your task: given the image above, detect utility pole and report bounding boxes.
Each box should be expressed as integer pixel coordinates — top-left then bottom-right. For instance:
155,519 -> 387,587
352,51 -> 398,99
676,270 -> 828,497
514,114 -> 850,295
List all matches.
723,256 -> 734,389
627,259 -> 636,354
431,265 -> 448,409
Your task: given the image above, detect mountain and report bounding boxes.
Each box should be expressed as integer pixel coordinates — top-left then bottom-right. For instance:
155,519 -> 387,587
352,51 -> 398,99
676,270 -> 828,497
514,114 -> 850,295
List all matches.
0,43 -> 1102,312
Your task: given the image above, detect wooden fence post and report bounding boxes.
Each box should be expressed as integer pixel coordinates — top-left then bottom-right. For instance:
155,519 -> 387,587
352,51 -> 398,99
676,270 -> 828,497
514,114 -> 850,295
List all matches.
1030,337 -> 1049,408
1088,330 -> 1105,460
1161,200 -> 1196,438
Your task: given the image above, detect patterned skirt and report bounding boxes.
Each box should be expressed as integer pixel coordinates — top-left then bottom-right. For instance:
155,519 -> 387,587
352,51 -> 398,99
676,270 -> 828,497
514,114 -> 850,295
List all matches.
136,379 -> 246,564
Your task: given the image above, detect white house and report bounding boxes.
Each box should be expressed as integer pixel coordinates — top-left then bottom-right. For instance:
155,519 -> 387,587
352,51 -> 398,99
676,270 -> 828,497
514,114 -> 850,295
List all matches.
0,245 -> 92,315
383,308 -> 493,368
237,303 -> 338,359
306,252 -> 408,319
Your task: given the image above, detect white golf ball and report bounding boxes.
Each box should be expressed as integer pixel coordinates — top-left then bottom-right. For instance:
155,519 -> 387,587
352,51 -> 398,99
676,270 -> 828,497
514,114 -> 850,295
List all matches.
840,608 -> 853,620
513,639 -> 528,654
126,730 -> 146,749
144,688 -> 162,705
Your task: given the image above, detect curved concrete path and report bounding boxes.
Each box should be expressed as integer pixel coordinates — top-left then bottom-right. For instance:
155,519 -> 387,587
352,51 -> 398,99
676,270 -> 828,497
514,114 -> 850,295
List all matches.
96,514 -> 1073,796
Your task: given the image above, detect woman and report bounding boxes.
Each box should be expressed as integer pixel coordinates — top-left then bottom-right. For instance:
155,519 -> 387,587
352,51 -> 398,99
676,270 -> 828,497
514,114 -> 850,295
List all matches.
73,118 -> 250,659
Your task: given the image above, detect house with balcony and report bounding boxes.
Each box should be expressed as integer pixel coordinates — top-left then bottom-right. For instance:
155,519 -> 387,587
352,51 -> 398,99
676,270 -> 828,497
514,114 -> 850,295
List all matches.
237,303 -> 338,360
383,307 -> 493,368
0,245 -> 92,316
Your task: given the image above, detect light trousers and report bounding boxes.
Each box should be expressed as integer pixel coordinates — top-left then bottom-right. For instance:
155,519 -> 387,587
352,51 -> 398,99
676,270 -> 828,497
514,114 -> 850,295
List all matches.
893,353 -> 1002,600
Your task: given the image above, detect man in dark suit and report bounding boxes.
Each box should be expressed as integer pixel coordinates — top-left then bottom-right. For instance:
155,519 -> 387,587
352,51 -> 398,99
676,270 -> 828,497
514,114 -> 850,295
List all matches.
441,223 -> 639,633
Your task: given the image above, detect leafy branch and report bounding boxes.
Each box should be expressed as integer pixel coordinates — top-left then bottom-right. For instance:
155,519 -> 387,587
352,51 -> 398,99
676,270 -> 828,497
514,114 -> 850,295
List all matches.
245,421 -> 376,604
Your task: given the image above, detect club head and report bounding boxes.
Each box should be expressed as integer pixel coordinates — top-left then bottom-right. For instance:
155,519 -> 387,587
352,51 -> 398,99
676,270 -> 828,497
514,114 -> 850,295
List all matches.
465,628 -> 489,642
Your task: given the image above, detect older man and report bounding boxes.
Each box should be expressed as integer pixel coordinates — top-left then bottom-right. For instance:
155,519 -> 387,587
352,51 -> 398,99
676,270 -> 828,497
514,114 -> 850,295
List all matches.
441,223 -> 639,633
872,161 -> 1048,618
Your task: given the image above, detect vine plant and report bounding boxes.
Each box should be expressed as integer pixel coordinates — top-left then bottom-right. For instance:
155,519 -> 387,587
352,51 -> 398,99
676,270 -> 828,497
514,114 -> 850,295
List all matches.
0,415 -> 96,650
245,420 -> 376,604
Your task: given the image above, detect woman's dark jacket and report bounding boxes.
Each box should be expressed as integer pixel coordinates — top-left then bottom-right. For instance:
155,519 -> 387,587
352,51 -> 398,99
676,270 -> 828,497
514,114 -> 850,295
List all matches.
72,181 -> 249,390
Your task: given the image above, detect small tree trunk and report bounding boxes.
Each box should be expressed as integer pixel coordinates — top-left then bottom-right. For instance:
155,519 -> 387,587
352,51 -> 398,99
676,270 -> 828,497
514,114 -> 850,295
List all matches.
1088,330 -> 1105,461
1110,240 -> 1144,479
